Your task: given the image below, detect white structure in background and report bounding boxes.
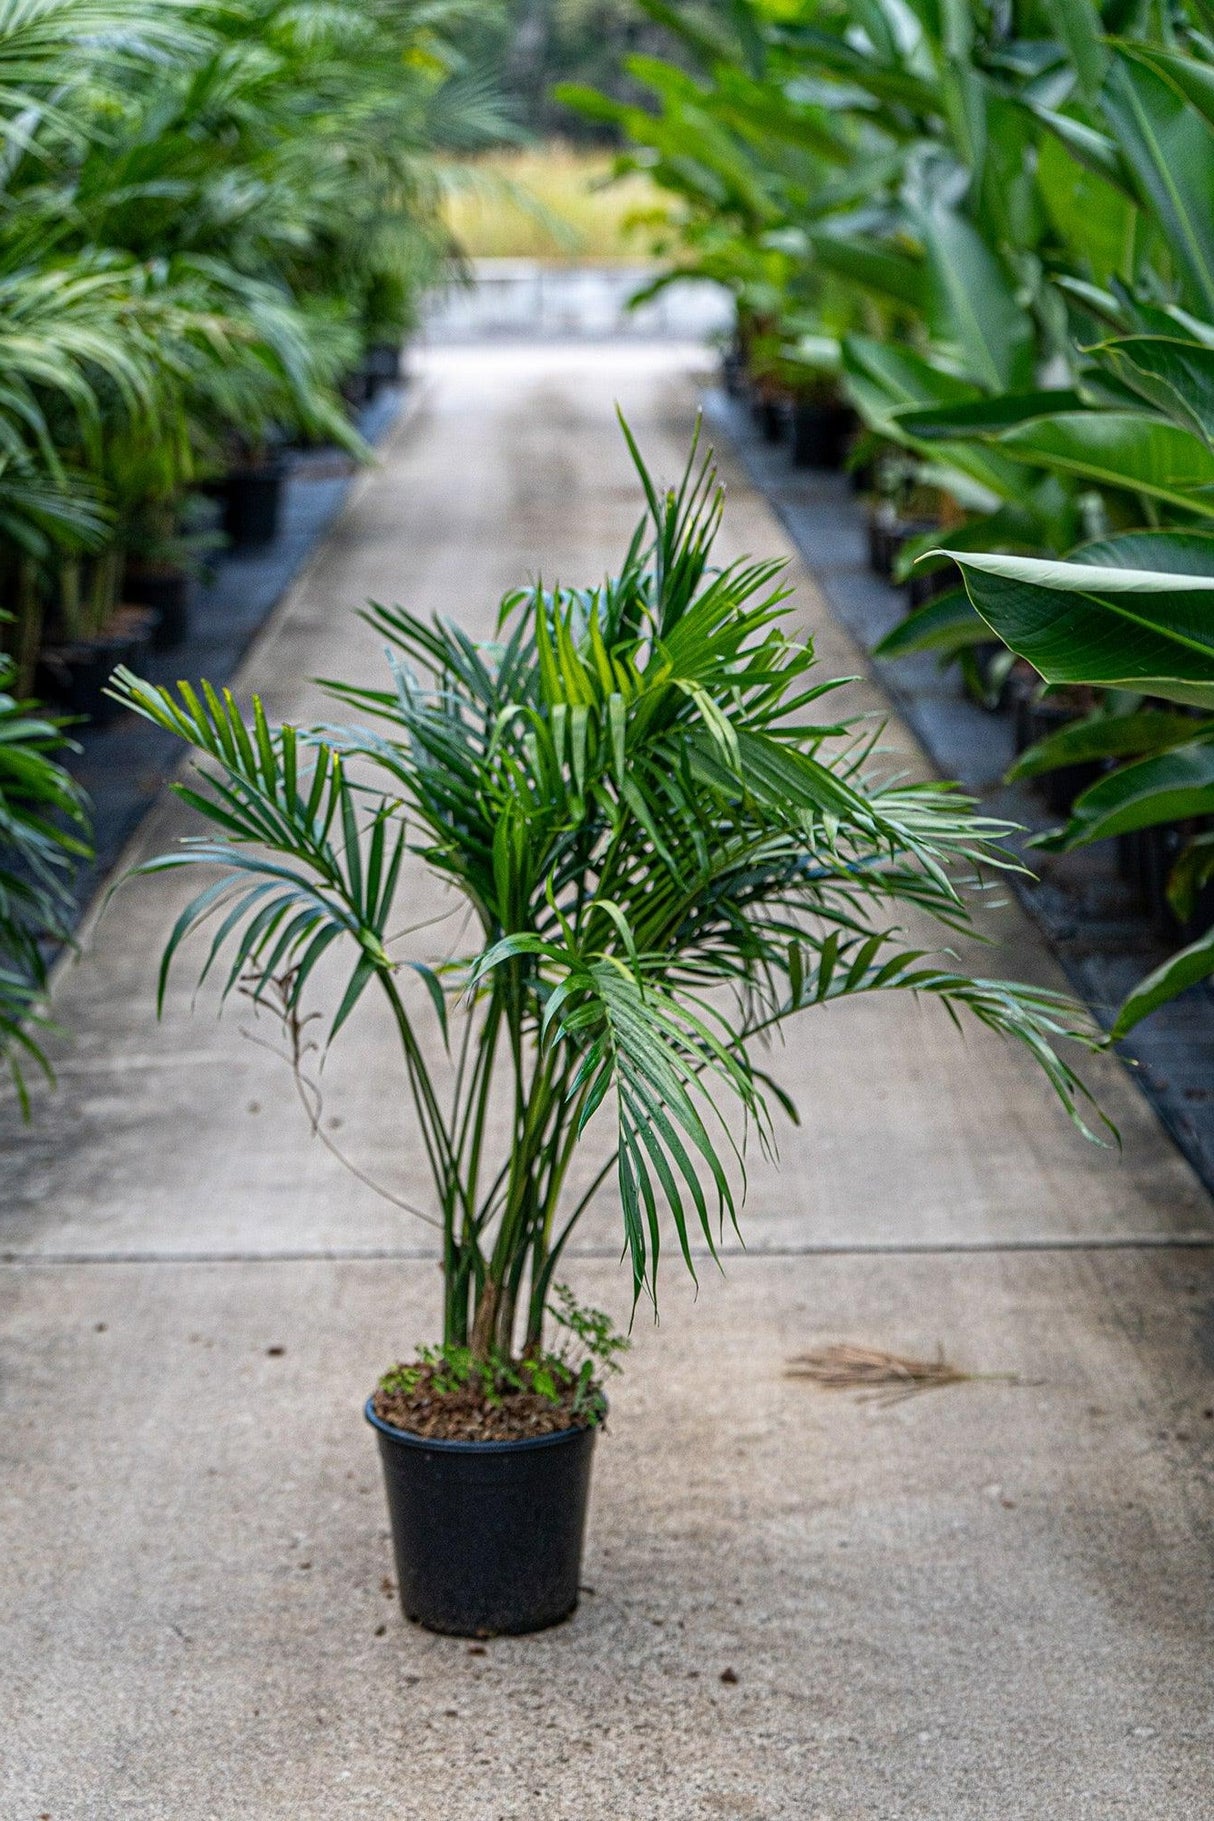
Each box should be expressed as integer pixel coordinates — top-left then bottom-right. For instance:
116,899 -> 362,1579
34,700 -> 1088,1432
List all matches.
423,259 -> 733,342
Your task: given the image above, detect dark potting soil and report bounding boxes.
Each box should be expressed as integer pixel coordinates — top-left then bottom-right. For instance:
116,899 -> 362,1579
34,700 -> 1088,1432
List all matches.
371,1361 -> 600,1443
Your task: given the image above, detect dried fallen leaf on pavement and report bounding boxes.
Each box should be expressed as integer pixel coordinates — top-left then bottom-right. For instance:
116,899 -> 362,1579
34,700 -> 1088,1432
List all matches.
785,1342 -> 1021,1404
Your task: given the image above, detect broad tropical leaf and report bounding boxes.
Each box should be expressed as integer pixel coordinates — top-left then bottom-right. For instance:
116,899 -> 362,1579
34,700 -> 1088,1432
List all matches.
943,544 -> 1214,708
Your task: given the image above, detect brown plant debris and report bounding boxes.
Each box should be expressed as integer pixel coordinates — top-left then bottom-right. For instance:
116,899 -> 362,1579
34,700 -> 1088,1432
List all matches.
785,1342 -> 1018,1404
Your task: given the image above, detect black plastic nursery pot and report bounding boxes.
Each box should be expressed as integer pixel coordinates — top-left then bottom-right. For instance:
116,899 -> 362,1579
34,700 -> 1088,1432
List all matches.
123,564 -> 195,650
1013,695 -> 1106,817
365,340 -> 404,389
721,346 -> 746,397
36,608 -> 155,725
906,557 -> 961,612
366,1400 -> 599,1637
220,458 -> 287,550
751,394 -> 788,444
867,508 -> 938,582
790,400 -> 855,470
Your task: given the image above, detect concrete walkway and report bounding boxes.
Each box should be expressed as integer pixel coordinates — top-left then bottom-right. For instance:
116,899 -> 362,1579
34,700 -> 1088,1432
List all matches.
3,344 -> 1213,1820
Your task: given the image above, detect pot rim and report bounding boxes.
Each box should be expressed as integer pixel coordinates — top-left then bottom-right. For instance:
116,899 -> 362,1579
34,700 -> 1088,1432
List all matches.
364,1394 -> 603,1455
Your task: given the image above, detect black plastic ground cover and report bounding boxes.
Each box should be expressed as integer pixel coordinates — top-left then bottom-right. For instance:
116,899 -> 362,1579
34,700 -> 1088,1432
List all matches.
704,387 -> 1214,1196
61,384 -> 407,918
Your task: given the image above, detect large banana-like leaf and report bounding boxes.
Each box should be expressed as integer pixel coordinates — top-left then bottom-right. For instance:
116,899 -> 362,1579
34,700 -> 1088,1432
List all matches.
942,540 -> 1214,708
806,230 -> 928,312
1112,925 -> 1214,1037
917,203 -> 1035,393
841,336 -> 1042,503
1050,0 -> 1110,104
1008,708 -> 1212,781
1112,43 -> 1214,146
1101,48 -> 1214,318
1033,127 -> 1137,286
895,391 -> 1086,440
1093,335 -> 1214,448
1035,743 -> 1214,851
1070,528 -> 1214,574
873,588 -> 989,660
991,412 -> 1214,515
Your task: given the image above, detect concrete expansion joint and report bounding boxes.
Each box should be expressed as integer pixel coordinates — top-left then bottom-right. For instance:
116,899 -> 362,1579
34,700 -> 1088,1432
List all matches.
5,1234 -> 1214,1266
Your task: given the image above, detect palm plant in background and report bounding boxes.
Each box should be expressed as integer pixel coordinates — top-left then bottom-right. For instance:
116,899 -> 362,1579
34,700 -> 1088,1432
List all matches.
0,0 -> 510,695
113,426 -> 1103,1363
0,653 -> 89,1105
0,0 -> 513,1087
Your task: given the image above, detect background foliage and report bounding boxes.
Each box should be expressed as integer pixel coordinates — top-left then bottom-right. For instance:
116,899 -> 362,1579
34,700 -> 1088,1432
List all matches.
0,0 -> 510,1088
566,0 -> 1214,1033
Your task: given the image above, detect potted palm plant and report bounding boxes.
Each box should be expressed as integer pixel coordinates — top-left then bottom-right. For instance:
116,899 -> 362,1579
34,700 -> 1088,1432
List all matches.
111,424 -> 1103,1637
0,647 -> 90,1106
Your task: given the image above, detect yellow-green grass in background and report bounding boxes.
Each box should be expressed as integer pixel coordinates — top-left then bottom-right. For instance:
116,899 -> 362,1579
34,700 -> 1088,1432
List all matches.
442,143 -> 668,264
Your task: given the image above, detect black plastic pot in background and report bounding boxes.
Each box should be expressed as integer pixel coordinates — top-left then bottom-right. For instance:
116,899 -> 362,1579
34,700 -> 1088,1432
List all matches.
221,458 -> 287,551
341,365 -> 373,409
123,564 -> 195,650
1014,696 -> 1106,817
1174,863 -> 1214,945
365,341 -> 403,392
366,1400 -> 598,1637
1119,822 -> 1214,938
790,401 -> 855,471
721,346 -> 746,398
906,556 -> 961,612
848,457 -> 876,494
751,395 -> 788,445
868,510 -> 938,583
1118,827 -> 1174,929
36,608 -> 156,726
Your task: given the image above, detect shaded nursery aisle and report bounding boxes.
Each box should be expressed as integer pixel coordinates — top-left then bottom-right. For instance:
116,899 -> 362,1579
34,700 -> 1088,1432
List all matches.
3,343 -> 1213,1819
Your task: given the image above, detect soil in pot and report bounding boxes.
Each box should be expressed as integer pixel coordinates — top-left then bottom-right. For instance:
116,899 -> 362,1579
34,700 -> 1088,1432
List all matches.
371,1356 -> 599,1443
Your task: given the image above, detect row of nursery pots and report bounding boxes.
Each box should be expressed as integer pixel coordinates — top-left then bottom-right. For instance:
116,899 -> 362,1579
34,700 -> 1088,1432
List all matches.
34,342 -> 406,728
34,463 -> 287,728
722,349 -> 861,476
724,349 -> 1211,948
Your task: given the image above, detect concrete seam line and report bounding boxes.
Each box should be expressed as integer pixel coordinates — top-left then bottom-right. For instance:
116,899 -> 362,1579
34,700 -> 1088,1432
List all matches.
4,1234 -> 1214,1266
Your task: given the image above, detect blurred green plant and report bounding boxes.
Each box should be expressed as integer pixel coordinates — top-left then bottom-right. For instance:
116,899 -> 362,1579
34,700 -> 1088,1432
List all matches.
569,1 -> 1214,1033
0,649 -> 90,1105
